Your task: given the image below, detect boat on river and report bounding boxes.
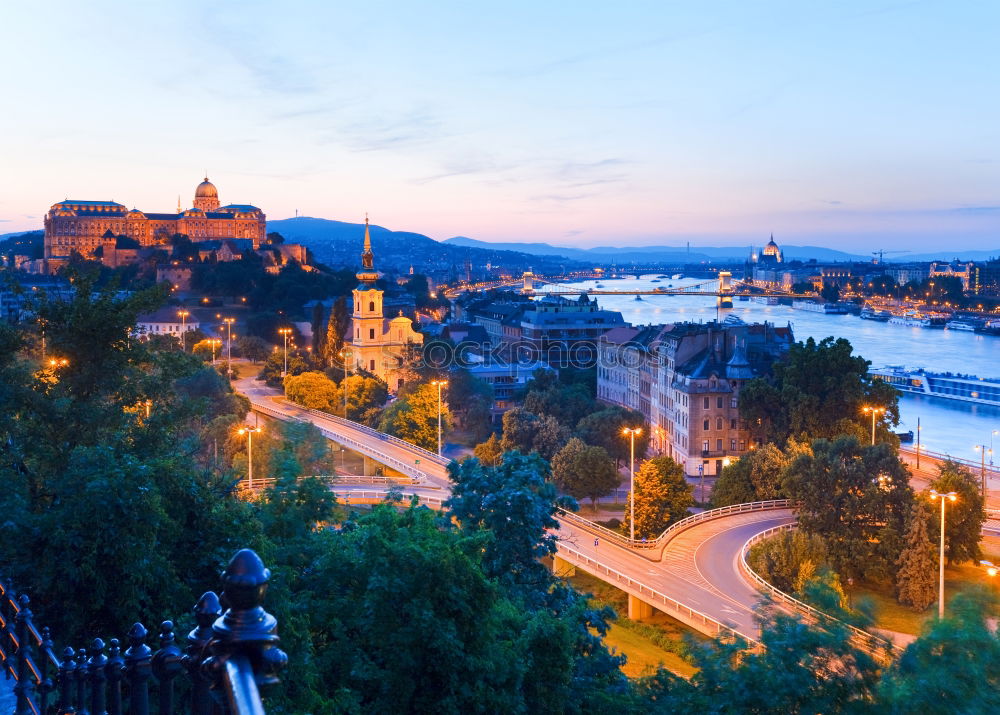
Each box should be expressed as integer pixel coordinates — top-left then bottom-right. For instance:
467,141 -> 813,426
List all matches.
860,306 -> 891,321
888,311 -> 930,327
792,299 -> 848,314
751,296 -> 778,305
946,319 -> 979,331
871,366 -> 1000,407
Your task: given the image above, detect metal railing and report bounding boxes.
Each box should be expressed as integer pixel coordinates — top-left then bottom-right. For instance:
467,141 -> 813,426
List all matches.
332,490 -> 447,509
738,524 -> 899,655
900,445 -> 1000,478
0,549 -> 285,714
555,499 -> 794,550
249,474 -> 423,490
300,407 -> 450,467
554,542 -> 758,646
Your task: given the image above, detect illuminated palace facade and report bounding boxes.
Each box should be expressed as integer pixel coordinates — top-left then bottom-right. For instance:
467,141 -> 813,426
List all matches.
43,177 -> 266,263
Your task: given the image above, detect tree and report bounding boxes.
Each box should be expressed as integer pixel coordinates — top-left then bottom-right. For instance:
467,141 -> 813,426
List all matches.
309,302 -> 324,354
236,335 -> 270,364
622,456 -> 694,539
747,530 -> 830,593
550,438 -> 619,510
283,371 -> 339,411
927,460 -> 985,564
473,434 -> 503,466
340,374 -> 389,421
784,437 -> 914,582
575,406 -> 649,466
710,456 -> 758,507
523,381 -> 596,427
740,336 -> 900,446
533,414 -> 571,460
378,383 -> 452,451
322,296 -> 350,367
445,369 -> 495,444
820,282 -> 841,302
895,503 -> 938,611
500,407 -> 538,453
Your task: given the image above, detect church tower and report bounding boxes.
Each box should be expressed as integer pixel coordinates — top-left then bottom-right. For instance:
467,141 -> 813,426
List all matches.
352,216 -> 386,375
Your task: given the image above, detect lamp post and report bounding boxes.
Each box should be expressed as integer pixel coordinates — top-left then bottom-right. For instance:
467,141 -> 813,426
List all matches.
177,310 -> 190,352
623,427 -> 643,541
929,489 -> 958,619
916,417 -> 921,469
974,444 -> 992,497
697,463 -> 704,505
208,338 -> 221,365
278,328 -> 292,377
238,426 -> 262,490
861,405 -> 885,446
222,318 -> 235,377
991,429 -> 998,467
340,349 -> 352,418
431,379 -> 448,457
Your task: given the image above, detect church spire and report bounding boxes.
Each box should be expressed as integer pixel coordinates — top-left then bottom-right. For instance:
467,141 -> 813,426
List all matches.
357,214 -> 378,284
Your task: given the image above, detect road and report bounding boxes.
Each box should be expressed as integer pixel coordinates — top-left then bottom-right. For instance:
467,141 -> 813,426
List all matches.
236,376 -> 793,641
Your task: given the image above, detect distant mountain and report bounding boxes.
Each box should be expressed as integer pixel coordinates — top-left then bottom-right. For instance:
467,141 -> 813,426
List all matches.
442,236 -> 865,263
266,217 -> 570,273
888,249 -> 1000,262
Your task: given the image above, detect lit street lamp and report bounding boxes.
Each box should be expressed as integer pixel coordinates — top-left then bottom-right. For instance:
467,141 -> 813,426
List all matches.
929,489 -> 958,619
177,310 -> 190,352
238,426 -> 262,490
974,444 -> 993,497
278,328 -> 292,377
623,427 -> 643,541
340,349 -> 352,417
980,560 -> 998,578
222,318 -> 235,377
430,379 -> 448,456
207,338 -> 221,365
861,405 -> 886,446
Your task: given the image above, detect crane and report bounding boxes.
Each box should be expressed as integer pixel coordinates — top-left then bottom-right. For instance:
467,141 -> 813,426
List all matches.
872,249 -> 909,264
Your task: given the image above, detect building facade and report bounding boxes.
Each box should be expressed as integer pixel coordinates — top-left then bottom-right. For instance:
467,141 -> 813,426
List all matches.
44,177 -> 266,266
598,320 -> 793,476
347,218 -> 423,392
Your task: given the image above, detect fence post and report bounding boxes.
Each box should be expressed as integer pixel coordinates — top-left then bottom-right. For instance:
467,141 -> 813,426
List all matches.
152,621 -> 183,713
38,626 -> 55,713
58,646 -> 76,713
13,594 -> 34,715
186,592 -> 222,715
106,639 -> 124,715
88,638 -> 107,715
124,623 -> 152,715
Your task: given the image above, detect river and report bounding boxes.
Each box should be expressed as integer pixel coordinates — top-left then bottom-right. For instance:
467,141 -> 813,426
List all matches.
539,276 -> 1000,462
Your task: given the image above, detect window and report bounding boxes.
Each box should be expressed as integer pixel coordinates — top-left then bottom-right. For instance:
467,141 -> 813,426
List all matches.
731,398 -> 738,408
730,418 -> 737,429
730,439 -> 737,450
702,440 -> 709,452
739,440 -> 746,451
369,359 -> 375,371
703,397 -> 709,409
716,417 -> 723,430
717,397 -> 723,409
703,419 -> 710,431
369,328 -> 375,340
369,301 -> 375,312
716,438 -> 723,451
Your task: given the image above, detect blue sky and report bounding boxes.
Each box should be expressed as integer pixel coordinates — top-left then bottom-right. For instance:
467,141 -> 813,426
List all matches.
1,1 -> 997,251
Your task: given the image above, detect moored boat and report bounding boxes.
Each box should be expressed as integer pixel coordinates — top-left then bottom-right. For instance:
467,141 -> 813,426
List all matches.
871,366 -> 1000,407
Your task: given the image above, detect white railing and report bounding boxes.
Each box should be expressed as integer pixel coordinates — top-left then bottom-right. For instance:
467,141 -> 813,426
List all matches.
251,402 -> 429,482
555,499 -> 794,550
331,489 -> 447,509
900,446 -> 1000,478
554,542 -> 759,646
302,407 -> 450,467
739,524 -> 900,655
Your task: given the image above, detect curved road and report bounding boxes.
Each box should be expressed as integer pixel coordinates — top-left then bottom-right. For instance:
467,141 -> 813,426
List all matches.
237,377 -> 795,641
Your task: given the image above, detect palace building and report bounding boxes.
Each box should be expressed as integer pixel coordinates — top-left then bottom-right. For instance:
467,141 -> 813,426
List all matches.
348,217 -> 423,392
43,177 -> 266,266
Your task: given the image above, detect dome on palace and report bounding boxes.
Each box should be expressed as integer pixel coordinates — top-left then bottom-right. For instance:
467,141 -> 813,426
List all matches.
195,177 -> 218,198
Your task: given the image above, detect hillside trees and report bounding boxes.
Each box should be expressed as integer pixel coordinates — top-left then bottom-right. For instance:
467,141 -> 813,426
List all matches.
622,456 -> 694,539
927,461 -> 985,564
378,382 -> 452,451
283,371 -> 340,411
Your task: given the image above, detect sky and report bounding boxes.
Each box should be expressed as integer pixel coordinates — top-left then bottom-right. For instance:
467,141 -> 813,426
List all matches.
1,1 -> 998,252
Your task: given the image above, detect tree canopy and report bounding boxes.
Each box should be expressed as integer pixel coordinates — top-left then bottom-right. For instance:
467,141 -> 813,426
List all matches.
622,456 -> 694,539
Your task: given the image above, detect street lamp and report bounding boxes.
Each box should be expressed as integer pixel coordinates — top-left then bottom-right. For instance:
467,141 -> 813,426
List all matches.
980,560 -> 998,578
208,338 -> 221,365
929,489 -> 958,619
861,405 -> 886,446
238,426 -> 262,490
177,310 -> 190,352
623,427 -> 643,541
991,430 -> 999,467
974,444 -> 993,497
340,349 -> 352,417
430,379 -> 448,456
278,328 -> 292,377
222,318 -> 235,377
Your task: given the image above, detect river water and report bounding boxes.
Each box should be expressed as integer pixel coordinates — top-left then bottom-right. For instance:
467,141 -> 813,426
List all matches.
540,276 -> 1000,462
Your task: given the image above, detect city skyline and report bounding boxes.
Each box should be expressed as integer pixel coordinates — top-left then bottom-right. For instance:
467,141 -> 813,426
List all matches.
1,1 -> 998,252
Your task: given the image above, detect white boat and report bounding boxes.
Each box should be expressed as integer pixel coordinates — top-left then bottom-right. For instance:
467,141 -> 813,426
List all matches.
872,366 -> 1000,407
792,300 -> 848,314
750,296 -> 778,305
945,320 -> 978,331
888,311 -> 930,327
671,274 -> 682,279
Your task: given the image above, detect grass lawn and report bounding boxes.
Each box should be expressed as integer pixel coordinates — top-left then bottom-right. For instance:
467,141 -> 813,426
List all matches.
852,542 -> 1000,636
569,571 -> 705,679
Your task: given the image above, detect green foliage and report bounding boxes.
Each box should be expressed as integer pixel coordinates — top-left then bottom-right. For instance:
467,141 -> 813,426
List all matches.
523,377 -> 597,427
500,407 -> 538,453
235,334 -> 271,363
927,460 -> 985,565
473,433 -> 503,466
445,368 -> 495,444
747,530 -> 830,593
283,370 -> 339,411
321,295 -> 350,367
740,336 -> 899,446
340,373 -> 389,421
711,441 -> 804,507
575,406 -> 649,465
622,456 -> 694,539
258,348 -> 315,387
784,437 -> 914,582
378,382 -> 452,451
895,502 -> 937,611
551,437 -> 620,509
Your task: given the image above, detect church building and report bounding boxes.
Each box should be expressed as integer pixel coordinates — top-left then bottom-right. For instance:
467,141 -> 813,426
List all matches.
349,217 -> 423,392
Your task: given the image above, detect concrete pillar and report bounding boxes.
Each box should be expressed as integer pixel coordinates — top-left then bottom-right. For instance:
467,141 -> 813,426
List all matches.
628,594 -> 654,621
552,555 -> 576,578
363,455 -> 377,477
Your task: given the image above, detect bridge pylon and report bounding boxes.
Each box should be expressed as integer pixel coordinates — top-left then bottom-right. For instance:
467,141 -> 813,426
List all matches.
522,271 -> 534,293
717,270 -> 733,308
